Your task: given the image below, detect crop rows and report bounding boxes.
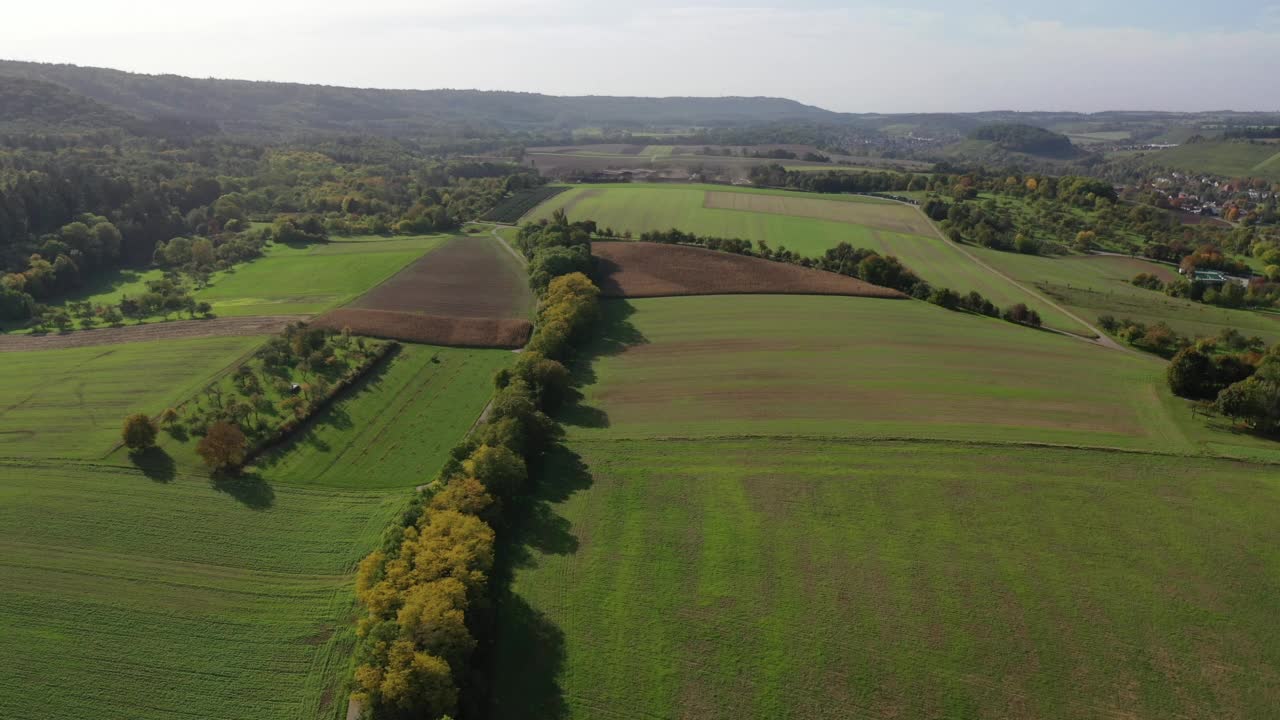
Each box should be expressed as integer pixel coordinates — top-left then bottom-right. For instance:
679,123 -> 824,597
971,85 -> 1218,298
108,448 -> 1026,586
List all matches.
482,185 -> 571,223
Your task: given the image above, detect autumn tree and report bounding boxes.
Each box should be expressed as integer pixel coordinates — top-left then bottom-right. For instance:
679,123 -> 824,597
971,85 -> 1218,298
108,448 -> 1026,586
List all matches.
197,421 -> 247,472
122,413 -> 158,450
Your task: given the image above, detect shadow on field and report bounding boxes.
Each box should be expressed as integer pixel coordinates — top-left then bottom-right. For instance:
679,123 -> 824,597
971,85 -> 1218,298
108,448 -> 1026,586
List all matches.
558,300 -> 647,431
130,447 -> 176,483
253,345 -> 400,471
484,444 -> 594,719
211,471 -> 276,509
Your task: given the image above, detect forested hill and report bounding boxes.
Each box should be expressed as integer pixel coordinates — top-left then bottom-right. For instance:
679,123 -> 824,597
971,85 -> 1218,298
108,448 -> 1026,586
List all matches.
970,123 -> 1078,157
0,75 -> 139,132
0,60 -> 836,134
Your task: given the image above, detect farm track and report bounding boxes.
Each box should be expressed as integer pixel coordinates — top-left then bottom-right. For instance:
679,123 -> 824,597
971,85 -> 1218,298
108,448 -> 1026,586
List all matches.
0,316 -> 305,353
900,203 -> 1148,357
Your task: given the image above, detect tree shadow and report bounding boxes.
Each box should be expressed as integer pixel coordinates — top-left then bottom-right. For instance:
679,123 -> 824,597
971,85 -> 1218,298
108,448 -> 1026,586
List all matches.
558,300 -> 647,431
211,471 -> 275,509
486,592 -> 569,720
483,444 -> 594,719
253,347 -> 397,470
130,447 -> 176,483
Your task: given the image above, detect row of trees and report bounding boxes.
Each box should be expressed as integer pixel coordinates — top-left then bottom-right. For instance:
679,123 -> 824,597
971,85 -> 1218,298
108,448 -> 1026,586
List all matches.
351,259 -> 600,719
628,226 -> 1047,330
121,324 -> 391,472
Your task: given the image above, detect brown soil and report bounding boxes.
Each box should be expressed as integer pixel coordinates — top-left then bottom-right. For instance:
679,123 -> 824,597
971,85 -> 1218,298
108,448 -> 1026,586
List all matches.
312,309 -> 531,349
350,235 -> 533,320
0,316 -> 303,353
590,242 -> 907,300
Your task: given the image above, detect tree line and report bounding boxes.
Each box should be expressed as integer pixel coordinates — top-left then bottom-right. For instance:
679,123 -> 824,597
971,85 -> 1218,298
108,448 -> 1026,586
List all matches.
350,255 -> 600,719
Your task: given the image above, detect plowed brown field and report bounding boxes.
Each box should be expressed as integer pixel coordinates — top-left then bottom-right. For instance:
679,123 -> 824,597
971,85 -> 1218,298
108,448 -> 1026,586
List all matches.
312,309 -> 531,349
314,235 -> 535,348
590,242 -> 907,299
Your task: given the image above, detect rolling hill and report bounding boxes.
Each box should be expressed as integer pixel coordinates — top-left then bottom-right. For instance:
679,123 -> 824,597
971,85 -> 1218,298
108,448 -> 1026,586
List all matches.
0,60 -> 837,134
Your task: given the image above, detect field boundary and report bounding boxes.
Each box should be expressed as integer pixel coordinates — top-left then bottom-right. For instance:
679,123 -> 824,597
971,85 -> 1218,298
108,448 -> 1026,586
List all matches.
0,316 -> 305,352
567,433 -> 1280,466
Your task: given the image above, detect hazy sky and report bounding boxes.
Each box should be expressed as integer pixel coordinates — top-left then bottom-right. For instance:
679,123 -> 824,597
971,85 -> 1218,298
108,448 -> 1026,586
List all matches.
4,0 -> 1279,112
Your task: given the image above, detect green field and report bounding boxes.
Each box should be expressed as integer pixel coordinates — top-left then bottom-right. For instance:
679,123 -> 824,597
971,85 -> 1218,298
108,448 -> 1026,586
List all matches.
1145,141 -> 1280,181
196,234 -> 448,317
565,295 -> 1280,458
0,336 -> 265,459
529,183 -> 1091,333
0,458 -> 404,720
969,248 -> 1280,343
493,439 -> 1280,719
492,293 -> 1280,719
255,343 -> 513,489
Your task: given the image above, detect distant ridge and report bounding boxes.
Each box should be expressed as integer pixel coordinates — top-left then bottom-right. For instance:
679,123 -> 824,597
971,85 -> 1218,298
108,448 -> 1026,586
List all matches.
0,60 -> 837,133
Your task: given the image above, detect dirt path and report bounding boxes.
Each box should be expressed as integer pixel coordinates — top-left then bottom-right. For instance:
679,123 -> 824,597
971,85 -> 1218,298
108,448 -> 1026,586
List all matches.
898,203 -> 1152,357
0,316 -> 307,352
484,225 -> 528,267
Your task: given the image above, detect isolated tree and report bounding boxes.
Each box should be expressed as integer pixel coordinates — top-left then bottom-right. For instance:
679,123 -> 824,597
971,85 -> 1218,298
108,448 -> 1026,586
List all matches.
122,413 -> 158,450
159,408 -> 180,428
197,421 -> 247,472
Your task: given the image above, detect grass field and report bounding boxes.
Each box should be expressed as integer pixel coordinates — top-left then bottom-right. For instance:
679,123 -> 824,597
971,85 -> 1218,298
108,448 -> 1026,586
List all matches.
196,234 -> 448,317
0,458 -> 404,720
565,295 -> 1280,457
529,183 -> 1090,333
492,292 -> 1280,718
0,336 -> 265,459
1144,141 -> 1280,181
255,344 -> 513,489
969,248 -> 1280,343
492,438 -> 1280,720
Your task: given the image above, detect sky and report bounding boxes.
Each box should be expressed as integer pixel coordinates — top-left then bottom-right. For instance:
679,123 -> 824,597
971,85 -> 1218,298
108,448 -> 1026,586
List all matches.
3,0 -> 1279,113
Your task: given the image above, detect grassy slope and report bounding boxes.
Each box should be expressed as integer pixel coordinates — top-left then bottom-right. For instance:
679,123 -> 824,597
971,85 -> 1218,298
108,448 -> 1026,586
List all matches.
494,439 -> 1280,720
0,336 -> 265,459
196,234 -> 448,317
1146,141 -> 1280,180
256,344 -> 514,489
0,459 -> 404,720
969,248 -> 1280,343
493,294 -> 1280,719
529,184 -> 1090,334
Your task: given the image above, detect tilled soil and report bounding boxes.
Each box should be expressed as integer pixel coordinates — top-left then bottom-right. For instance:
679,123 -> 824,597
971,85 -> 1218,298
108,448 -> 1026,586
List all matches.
312,309 -> 531,349
590,242 -> 907,300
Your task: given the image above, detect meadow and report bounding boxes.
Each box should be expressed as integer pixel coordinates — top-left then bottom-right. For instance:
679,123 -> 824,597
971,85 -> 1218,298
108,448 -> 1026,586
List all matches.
492,438 -> 1280,720
256,343 -> 514,489
195,234 -> 448,317
0,458 -> 404,720
529,183 -> 1090,333
564,295 -> 1280,457
0,335 -> 265,459
969,247 -> 1280,343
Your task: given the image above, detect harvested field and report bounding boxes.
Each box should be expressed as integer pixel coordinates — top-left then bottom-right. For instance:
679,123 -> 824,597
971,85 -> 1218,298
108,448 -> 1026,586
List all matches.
348,235 -> 533,320
704,190 -> 936,236
0,316 -> 303,352
591,241 -> 906,299
314,234 -> 535,347
313,309 -> 531,349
